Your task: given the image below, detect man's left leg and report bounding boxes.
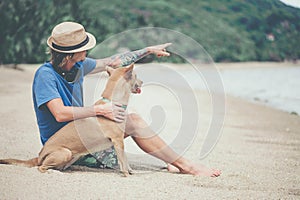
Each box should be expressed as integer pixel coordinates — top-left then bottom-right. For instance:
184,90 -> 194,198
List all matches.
125,113 -> 221,177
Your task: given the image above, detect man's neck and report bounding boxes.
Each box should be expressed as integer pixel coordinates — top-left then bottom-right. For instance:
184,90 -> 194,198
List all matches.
63,61 -> 76,71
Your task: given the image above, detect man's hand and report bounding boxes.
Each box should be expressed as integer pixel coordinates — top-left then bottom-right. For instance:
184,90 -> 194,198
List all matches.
94,102 -> 126,123
146,43 -> 172,57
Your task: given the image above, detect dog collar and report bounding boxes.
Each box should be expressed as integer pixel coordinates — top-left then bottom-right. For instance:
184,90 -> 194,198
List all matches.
101,97 -> 127,110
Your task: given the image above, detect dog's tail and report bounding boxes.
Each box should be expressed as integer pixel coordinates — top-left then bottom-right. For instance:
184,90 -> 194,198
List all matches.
0,157 -> 38,167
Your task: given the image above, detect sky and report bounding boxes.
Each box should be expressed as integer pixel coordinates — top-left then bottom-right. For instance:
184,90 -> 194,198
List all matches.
279,0 -> 300,8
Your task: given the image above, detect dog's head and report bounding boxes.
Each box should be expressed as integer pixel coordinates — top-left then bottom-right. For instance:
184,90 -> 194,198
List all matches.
106,63 -> 143,94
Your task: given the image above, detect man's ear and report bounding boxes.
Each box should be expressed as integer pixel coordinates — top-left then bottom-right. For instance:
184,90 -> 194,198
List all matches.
106,66 -> 114,76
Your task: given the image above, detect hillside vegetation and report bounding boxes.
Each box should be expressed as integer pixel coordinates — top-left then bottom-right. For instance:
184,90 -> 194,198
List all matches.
0,0 -> 299,64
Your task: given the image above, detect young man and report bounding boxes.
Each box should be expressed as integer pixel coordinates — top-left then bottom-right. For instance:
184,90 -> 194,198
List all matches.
33,21 -> 220,176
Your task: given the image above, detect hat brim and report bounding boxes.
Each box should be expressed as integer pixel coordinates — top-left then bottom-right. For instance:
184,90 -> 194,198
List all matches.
47,32 -> 96,53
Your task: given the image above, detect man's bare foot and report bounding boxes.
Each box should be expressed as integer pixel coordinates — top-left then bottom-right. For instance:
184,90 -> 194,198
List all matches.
167,163 -> 221,177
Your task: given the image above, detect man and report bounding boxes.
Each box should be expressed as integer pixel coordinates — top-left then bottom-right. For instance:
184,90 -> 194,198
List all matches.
33,21 -> 220,176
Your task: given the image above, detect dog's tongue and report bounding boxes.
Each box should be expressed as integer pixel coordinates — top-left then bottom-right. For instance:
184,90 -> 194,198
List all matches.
136,88 -> 141,94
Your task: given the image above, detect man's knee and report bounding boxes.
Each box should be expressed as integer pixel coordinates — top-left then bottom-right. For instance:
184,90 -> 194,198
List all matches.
127,113 -> 147,128
126,113 -> 157,138
126,113 -> 148,134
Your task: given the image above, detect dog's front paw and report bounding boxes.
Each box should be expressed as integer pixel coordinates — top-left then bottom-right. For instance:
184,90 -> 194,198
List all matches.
121,169 -> 134,177
121,171 -> 130,177
128,169 -> 134,175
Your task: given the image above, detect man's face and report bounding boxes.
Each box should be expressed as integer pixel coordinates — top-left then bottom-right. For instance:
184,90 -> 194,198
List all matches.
70,51 -> 87,63
63,50 -> 87,71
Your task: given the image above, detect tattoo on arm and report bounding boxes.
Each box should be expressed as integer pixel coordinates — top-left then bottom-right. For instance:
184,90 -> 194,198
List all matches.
110,48 -> 149,67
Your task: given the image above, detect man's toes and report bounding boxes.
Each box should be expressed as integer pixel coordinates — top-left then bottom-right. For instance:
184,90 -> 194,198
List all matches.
211,169 -> 221,177
167,164 -> 180,173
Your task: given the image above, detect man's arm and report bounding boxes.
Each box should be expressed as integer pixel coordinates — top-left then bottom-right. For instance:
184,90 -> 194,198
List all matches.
89,43 -> 171,74
46,98 -> 126,123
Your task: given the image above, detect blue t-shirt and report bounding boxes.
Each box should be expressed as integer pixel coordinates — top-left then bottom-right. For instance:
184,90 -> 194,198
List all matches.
32,58 -> 96,145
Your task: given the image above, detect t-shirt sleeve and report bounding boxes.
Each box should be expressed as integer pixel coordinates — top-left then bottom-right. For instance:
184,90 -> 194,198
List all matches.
33,69 -> 61,109
83,57 -> 96,75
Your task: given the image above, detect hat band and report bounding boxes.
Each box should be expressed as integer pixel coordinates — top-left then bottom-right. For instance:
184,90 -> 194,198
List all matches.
52,36 -> 89,51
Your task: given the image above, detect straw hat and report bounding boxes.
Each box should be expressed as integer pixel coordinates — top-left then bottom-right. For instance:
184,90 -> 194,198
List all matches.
47,22 -> 96,53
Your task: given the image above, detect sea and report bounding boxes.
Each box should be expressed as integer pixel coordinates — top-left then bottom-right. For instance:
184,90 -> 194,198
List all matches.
219,65 -> 300,115
179,64 -> 300,115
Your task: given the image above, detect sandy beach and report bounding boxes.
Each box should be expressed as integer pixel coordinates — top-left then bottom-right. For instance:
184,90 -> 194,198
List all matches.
0,63 -> 299,199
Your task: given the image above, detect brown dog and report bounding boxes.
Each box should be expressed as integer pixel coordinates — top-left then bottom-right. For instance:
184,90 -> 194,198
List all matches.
0,63 -> 142,176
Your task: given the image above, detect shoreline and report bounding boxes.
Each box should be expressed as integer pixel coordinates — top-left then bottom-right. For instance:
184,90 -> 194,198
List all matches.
215,61 -> 299,69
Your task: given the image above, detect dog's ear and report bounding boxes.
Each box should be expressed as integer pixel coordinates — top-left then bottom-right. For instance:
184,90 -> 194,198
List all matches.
106,66 -> 114,76
124,63 -> 134,72
124,63 -> 134,80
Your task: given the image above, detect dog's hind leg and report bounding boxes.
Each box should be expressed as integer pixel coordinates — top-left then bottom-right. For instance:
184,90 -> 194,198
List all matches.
62,155 -> 82,170
38,147 -> 73,173
111,138 -> 132,177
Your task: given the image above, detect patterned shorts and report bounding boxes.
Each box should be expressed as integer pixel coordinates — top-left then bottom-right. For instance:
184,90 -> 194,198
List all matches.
74,147 -> 118,169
